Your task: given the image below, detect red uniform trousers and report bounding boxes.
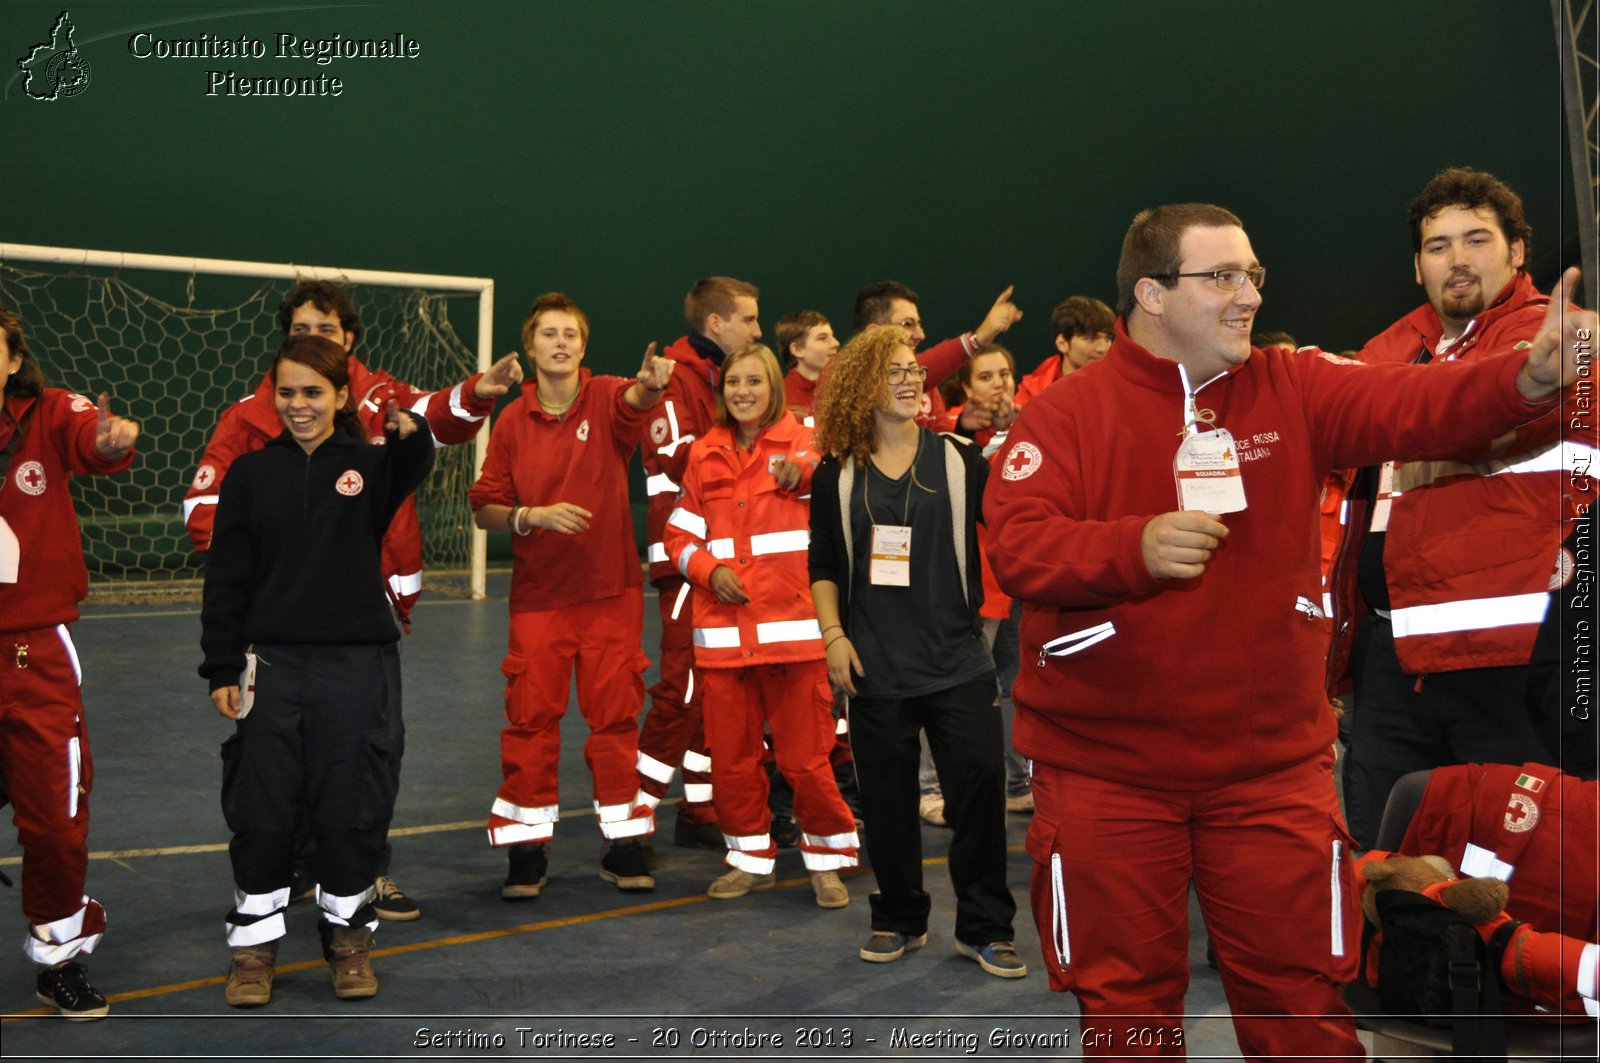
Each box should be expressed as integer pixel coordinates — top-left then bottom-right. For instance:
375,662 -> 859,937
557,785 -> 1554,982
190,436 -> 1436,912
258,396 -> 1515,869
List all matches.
1,625 -> 106,964
1027,752 -> 1363,1060
487,591 -> 651,845
701,662 -> 857,875
635,576 -> 715,825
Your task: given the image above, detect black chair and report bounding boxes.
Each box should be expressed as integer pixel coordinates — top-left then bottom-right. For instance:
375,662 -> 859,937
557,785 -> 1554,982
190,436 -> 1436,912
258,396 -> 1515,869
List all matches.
1341,769 -> 1598,1061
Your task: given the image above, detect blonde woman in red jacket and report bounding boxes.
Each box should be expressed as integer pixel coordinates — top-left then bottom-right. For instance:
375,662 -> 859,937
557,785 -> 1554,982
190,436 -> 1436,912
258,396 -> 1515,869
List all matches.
662,343 -> 859,909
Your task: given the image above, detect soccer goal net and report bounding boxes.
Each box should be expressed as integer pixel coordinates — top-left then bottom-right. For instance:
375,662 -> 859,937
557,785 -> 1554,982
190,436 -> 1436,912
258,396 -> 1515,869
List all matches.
0,243 -> 492,603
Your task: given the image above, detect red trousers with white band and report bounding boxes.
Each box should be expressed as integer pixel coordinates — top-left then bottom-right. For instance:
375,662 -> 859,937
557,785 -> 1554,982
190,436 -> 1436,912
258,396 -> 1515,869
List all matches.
487,590 -> 652,846
701,662 -> 857,875
1026,751 -> 1363,1060
1,625 -> 106,964
634,576 -> 716,825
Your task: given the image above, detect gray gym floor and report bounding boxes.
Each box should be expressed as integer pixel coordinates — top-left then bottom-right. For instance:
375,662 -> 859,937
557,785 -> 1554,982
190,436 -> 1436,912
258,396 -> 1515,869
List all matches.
0,575 -> 1265,1060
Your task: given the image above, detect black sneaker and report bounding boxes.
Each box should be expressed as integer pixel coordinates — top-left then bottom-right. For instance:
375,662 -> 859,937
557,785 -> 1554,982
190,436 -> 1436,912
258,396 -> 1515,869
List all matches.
599,840 -> 656,891
770,815 -> 800,849
35,961 -> 109,1021
673,814 -> 724,851
289,867 -> 316,904
372,874 -> 420,921
502,843 -> 548,900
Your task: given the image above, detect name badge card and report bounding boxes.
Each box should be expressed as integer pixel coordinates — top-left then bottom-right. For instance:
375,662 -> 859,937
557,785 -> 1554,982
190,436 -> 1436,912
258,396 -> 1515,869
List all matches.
1173,428 -> 1247,513
869,524 -> 912,586
238,651 -> 259,720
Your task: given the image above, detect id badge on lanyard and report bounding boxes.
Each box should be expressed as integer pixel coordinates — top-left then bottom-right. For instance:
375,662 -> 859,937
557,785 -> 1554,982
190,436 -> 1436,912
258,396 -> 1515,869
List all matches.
1172,365 -> 1247,513
870,524 -> 912,586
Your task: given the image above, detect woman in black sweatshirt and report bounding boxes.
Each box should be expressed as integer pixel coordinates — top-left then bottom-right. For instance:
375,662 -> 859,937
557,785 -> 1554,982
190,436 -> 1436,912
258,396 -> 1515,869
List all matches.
199,334 -> 434,1008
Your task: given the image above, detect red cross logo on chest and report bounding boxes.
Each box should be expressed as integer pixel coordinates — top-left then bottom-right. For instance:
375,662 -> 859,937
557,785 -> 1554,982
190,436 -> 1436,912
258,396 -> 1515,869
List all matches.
15,461 -> 47,496
335,469 -> 365,497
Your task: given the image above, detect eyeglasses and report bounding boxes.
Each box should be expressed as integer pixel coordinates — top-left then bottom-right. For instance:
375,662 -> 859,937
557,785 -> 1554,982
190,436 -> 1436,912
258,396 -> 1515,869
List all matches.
1153,266 -> 1266,291
886,365 -> 929,384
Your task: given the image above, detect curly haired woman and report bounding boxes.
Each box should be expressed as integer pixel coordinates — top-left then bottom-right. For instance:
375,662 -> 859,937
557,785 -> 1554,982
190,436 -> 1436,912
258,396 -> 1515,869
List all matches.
807,325 -> 1025,979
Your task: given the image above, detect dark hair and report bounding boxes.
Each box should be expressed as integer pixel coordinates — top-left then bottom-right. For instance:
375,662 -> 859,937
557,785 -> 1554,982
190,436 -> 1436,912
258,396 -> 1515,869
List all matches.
0,303 -> 47,398
1407,167 -> 1532,258
853,281 -> 918,332
957,343 -> 1017,389
774,310 -> 829,365
1251,330 -> 1297,349
522,291 -> 590,349
1050,296 -> 1114,343
276,280 -> 362,345
273,334 -> 364,439
1116,203 -> 1244,317
684,276 -> 759,332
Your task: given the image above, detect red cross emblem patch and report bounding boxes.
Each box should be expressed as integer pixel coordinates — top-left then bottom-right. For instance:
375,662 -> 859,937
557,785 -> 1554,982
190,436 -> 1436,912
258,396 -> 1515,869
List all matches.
1503,792 -> 1539,833
1001,442 -> 1042,482
15,461 -> 47,496
336,470 -> 365,496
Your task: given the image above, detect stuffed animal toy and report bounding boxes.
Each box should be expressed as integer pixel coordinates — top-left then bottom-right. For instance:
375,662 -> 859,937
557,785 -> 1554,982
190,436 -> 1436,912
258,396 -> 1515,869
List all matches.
1357,850 -> 1597,1018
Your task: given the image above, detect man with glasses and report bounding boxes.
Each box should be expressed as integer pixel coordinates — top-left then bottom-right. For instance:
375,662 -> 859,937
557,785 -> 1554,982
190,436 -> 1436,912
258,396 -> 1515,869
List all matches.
1330,168 -> 1583,847
986,202 -> 1592,1056
851,281 -> 1023,431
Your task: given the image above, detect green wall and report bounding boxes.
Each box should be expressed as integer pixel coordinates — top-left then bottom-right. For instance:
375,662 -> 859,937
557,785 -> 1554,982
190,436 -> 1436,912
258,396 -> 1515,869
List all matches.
6,0 -> 1571,370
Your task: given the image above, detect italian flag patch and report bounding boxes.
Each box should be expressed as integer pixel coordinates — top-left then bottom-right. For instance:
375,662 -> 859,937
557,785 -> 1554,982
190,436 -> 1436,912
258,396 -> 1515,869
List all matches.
1515,772 -> 1546,793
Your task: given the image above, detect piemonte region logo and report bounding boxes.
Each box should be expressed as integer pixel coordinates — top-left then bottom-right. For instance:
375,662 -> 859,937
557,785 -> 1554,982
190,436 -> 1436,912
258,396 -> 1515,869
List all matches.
17,11 -> 92,101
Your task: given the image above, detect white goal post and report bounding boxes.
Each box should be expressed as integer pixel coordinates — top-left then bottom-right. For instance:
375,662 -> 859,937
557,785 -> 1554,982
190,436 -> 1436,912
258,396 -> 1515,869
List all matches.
0,242 -> 493,601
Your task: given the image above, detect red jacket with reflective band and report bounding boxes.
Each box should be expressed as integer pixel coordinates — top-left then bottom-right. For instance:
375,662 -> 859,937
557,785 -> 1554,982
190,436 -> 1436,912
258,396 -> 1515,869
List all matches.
1325,273 -> 1595,689
662,412 -> 821,668
641,336 -> 721,584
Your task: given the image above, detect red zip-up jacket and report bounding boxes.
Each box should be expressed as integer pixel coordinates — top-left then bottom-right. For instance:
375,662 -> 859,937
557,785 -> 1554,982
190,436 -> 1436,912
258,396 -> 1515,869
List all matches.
986,322 -> 1557,791
1,390 -> 135,633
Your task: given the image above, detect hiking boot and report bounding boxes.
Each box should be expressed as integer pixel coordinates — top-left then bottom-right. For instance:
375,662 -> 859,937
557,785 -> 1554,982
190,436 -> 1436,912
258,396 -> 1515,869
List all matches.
674,814 -> 724,850
34,961 -> 109,1020
809,870 -> 849,909
599,839 -> 656,891
918,793 -> 947,827
326,927 -> 378,1000
224,942 -> 277,1008
770,816 -> 800,848
373,874 -> 420,921
502,842 -> 549,899
1006,789 -> 1035,814
858,930 -> 927,963
707,867 -> 776,899
955,939 -> 1029,979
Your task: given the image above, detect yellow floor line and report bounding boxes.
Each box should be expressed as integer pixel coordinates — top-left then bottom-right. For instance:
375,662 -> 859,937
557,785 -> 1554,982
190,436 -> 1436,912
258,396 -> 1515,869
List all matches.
3,842 -> 1027,1020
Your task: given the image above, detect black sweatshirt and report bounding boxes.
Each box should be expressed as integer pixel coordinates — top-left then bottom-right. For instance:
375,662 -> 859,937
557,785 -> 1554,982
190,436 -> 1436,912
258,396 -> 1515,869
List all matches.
199,418 -> 434,690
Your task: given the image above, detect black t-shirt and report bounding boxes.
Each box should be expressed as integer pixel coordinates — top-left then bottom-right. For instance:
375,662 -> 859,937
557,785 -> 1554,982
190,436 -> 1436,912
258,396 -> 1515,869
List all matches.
847,431 -> 992,699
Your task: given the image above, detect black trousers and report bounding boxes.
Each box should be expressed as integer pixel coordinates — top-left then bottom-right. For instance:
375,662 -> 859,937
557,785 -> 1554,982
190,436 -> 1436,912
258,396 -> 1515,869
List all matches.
1343,614 -> 1550,848
847,670 -> 1016,945
222,643 -> 401,932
